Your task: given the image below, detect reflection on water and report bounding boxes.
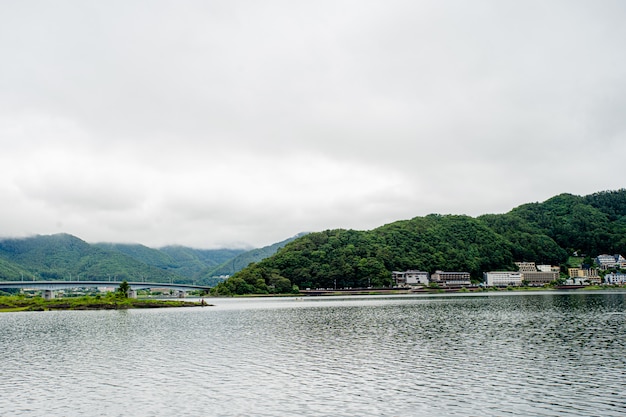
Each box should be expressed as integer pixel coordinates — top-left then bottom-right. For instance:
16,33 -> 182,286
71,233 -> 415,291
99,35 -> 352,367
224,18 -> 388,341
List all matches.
1,291 -> 625,416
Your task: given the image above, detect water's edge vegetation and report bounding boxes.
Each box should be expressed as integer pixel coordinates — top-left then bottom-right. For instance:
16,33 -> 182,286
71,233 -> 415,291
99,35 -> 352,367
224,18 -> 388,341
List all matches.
0,294 -> 210,312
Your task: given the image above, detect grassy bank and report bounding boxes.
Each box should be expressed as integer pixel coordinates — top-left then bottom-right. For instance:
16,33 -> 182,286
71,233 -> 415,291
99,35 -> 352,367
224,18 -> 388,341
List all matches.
0,295 -> 211,312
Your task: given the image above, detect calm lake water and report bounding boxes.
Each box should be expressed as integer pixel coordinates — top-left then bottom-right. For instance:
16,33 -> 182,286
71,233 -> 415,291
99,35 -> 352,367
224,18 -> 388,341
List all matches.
1,291 -> 625,416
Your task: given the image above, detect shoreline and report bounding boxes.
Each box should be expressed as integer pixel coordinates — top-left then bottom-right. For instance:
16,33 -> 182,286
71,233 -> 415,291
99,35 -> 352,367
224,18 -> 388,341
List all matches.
297,284 -> 623,296
228,284 -> 624,298
4,285 -> 623,309
0,296 -> 211,312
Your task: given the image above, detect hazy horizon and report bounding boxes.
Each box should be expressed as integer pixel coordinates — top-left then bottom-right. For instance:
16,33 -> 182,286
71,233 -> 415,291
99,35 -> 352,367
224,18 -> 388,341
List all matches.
1,0 -> 624,248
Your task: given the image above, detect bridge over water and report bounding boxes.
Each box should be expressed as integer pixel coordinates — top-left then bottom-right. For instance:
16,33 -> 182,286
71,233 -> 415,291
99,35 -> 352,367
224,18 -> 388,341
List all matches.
0,281 -> 211,299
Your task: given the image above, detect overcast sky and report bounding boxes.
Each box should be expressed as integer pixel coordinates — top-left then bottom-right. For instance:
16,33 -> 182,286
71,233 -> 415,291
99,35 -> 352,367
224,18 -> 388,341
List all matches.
1,0 -> 625,249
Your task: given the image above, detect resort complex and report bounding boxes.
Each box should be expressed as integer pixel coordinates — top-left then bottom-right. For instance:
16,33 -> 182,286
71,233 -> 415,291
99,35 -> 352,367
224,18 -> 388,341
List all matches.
392,255 -> 626,288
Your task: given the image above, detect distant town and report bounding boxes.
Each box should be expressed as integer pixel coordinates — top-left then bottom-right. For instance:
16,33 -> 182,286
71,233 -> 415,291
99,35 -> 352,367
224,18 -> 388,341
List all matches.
392,254 -> 626,288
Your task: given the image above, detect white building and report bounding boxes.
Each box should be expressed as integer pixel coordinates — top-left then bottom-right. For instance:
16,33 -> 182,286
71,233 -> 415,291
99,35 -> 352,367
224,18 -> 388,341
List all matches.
405,270 -> 429,285
595,254 -> 626,270
483,271 -> 523,287
537,265 -> 559,273
604,272 -> 626,285
515,262 -> 537,272
392,270 -> 429,286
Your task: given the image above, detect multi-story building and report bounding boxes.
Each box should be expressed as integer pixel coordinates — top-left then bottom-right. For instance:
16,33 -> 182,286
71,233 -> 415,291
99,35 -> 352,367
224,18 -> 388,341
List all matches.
515,262 -> 558,285
392,271 -> 407,286
568,268 -> 601,285
604,272 -> 626,285
430,270 -> 471,286
595,254 -> 626,270
521,271 -> 559,285
405,270 -> 429,285
538,265 -> 560,273
483,271 -> 523,287
392,270 -> 429,286
515,262 -> 538,272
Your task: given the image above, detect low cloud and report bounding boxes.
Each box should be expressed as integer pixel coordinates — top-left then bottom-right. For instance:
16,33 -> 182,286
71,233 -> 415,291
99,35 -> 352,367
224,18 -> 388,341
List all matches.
0,0 -> 624,247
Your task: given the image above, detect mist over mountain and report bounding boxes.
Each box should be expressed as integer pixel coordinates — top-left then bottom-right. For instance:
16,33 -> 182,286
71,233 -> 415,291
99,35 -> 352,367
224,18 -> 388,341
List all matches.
0,233 -> 301,286
2,190 -> 625,292
200,233 -> 309,278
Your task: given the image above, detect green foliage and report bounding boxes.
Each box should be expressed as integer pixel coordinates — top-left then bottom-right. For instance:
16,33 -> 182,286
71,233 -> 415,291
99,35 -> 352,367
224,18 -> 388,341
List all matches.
508,193 -> 625,256
200,233 -> 308,279
0,234 -> 273,287
117,280 -> 130,298
0,234 -> 184,283
584,189 -> 626,221
94,243 -> 178,269
479,213 -> 567,264
2,190 -> 626,296
218,190 -> 626,295
0,258 -> 32,280
0,233 -> 309,289
158,246 -> 246,282
0,294 -> 206,312
97,243 -> 249,285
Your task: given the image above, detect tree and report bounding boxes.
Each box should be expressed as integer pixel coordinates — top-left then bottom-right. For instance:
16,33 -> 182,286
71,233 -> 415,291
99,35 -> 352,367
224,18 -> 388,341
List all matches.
117,280 -> 130,298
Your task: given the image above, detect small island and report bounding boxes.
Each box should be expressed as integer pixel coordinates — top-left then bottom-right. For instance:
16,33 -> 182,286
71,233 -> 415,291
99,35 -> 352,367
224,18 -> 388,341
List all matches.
0,296 -> 210,312
0,280 -> 211,312
0,294 -> 211,312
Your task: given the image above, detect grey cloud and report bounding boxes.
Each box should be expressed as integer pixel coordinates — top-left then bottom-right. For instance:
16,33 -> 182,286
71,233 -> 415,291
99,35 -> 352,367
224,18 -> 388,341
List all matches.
0,0 -> 624,247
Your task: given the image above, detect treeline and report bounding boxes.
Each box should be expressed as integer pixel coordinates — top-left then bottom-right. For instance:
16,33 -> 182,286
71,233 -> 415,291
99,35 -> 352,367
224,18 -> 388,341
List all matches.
0,233 -> 302,286
197,233 -> 307,279
0,234 -> 184,283
213,190 -> 626,295
0,234 -> 246,285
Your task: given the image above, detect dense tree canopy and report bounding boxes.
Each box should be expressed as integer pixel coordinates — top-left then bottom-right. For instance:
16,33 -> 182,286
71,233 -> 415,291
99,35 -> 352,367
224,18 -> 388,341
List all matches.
218,190 -> 626,294
2,190 -> 626,294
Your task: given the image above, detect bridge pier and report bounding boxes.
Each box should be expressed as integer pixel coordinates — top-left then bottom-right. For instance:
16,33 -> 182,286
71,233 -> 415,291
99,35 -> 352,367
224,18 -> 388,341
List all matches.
43,289 -> 55,300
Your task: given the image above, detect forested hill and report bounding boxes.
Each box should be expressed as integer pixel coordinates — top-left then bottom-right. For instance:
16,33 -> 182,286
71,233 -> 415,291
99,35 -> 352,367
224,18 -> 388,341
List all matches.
0,235 -> 247,285
214,189 -> 626,295
0,234 -> 182,283
95,243 -> 246,282
199,232 -> 309,279
0,233 -> 299,285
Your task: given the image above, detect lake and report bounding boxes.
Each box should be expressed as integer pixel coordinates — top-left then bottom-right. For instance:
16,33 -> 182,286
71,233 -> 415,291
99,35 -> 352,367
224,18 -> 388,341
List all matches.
1,291 -> 625,416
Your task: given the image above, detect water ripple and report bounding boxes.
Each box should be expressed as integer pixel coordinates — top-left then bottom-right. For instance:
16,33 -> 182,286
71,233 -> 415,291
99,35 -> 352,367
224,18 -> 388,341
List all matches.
1,292 -> 625,416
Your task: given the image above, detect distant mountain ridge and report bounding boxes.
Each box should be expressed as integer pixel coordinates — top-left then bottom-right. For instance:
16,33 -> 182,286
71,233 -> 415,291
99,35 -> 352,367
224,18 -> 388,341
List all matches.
94,243 -> 246,281
0,233 -> 304,286
0,234 -> 182,283
3,189 -> 626,293
200,232 -> 309,279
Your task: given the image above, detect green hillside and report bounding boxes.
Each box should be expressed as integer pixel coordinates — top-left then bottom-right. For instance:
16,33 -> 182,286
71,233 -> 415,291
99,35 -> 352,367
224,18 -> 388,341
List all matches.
2,190 -> 625,292
0,235 -> 291,286
214,189 -> 626,295
94,243 -> 244,280
0,234 -> 184,283
94,243 -> 178,269
158,246 -> 246,279
201,233 -> 309,279
0,257 -> 32,280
